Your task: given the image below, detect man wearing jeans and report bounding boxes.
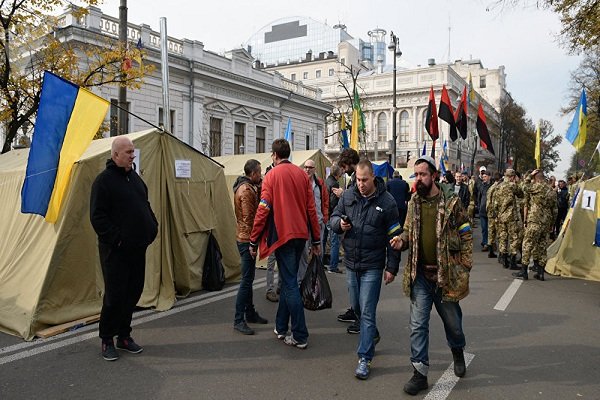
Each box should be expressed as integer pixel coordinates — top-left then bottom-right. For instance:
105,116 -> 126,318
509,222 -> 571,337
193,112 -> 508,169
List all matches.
250,139 -> 321,349
232,159 -> 268,335
331,159 -> 401,380
391,155 -> 473,396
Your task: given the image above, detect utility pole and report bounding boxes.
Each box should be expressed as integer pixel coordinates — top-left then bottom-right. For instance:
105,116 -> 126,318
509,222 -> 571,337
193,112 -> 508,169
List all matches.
117,0 -> 128,136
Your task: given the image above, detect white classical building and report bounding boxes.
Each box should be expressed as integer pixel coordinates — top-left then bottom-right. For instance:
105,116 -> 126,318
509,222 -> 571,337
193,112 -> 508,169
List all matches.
41,6 -> 333,156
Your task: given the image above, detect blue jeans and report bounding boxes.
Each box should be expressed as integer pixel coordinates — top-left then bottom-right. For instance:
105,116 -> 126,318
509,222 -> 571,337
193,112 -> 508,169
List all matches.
480,216 -> 489,246
328,224 -> 341,271
409,272 -> 466,375
275,239 -> 308,343
346,268 -> 383,361
234,242 -> 257,324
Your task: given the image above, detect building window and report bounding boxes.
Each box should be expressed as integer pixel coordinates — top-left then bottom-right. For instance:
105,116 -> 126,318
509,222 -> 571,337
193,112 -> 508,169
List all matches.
256,126 -> 266,153
110,99 -> 130,136
158,107 -> 175,134
328,68 -> 334,76
291,73 -> 296,81
234,122 -> 245,154
399,110 -> 409,142
303,72 -> 308,79
305,134 -> 311,150
315,70 -> 321,78
480,75 -> 486,88
377,112 -> 387,143
340,58 -> 346,66
209,117 -> 222,156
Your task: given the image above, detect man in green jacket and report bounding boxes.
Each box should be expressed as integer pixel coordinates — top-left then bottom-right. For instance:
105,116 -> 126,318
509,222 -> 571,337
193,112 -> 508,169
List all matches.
391,155 -> 473,396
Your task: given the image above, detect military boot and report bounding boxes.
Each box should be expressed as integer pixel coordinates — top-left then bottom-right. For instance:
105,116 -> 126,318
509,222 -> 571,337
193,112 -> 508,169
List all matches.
533,261 -> 545,281
488,245 -> 497,258
509,254 -> 520,270
499,252 -> 507,268
512,265 -> 528,280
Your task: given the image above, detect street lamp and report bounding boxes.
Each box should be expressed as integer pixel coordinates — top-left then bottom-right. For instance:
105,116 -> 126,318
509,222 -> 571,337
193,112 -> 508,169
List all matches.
388,31 -> 402,167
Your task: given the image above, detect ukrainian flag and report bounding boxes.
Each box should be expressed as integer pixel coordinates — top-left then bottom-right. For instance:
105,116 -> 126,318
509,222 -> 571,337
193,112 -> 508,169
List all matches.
565,89 -> 587,151
21,71 -> 109,223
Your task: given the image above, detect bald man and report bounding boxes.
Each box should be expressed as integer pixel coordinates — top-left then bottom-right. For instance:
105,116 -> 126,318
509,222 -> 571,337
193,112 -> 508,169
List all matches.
90,136 -> 158,361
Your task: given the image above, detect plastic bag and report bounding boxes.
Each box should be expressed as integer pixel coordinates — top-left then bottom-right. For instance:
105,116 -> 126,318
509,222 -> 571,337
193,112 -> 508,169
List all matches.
300,255 -> 333,310
202,233 -> 225,291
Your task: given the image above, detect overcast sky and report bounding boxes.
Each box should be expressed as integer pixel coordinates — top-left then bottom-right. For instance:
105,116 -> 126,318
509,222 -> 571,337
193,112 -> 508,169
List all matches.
98,0 -> 583,178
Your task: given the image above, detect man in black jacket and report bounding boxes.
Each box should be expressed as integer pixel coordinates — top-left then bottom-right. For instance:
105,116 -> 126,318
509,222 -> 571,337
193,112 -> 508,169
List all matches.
331,159 -> 401,380
90,136 -> 158,361
324,164 -> 343,273
454,171 -> 470,210
555,179 -> 570,237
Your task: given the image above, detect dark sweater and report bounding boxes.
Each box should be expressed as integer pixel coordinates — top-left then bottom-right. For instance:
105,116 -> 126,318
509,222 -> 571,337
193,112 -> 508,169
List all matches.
90,159 -> 158,248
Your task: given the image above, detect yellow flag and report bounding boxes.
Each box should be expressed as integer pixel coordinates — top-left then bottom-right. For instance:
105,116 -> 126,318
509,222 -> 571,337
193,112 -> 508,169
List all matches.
534,121 -> 541,168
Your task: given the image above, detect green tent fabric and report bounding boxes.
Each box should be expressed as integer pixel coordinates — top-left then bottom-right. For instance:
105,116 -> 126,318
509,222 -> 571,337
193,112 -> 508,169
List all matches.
546,175 -> 600,282
0,129 -> 240,340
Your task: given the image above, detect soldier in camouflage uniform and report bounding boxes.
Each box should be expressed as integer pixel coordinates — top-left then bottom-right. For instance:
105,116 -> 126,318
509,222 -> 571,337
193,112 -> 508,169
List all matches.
485,172 -> 502,259
467,175 -> 476,227
513,170 -> 558,280
494,169 -> 523,270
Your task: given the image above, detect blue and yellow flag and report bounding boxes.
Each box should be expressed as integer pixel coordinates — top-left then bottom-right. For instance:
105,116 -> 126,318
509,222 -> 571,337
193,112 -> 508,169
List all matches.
565,89 -> 587,151
340,114 -> 349,149
350,88 -> 365,150
21,71 -> 109,223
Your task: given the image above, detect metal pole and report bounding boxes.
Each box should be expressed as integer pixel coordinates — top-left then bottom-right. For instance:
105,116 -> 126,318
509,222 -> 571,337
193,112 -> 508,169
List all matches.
117,0 -> 128,136
389,32 -> 398,168
160,17 -> 171,133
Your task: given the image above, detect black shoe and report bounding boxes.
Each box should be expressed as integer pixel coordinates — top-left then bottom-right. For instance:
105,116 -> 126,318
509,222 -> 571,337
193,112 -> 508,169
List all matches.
488,246 -> 497,258
327,268 -> 343,274
337,308 -> 357,323
512,266 -> 528,280
533,261 -> 545,281
233,321 -> 255,335
451,347 -> 466,377
102,340 -> 119,361
509,254 -> 520,270
116,336 -> 143,354
404,368 -> 428,395
246,312 -> 268,324
347,321 -> 360,334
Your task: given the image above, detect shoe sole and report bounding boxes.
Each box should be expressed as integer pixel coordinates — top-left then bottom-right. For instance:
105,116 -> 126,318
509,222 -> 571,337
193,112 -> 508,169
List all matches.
273,328 -> 285,340
347,329 -> 360,334
284,341 -> 308,349
102,355 -> 119,361
116,346 -> 143,354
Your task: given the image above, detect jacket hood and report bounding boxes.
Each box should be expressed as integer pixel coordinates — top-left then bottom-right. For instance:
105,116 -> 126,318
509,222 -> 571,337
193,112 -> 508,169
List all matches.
233,175 -> 253,193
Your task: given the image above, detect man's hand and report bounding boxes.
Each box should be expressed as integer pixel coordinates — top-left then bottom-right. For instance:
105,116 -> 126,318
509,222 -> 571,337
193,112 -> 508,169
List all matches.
332,187 -> 343,198
384,271 -> 395,285
310,243 -> 322,256
249,246 -> 257,259
390,235 -> 403,251
340,220 -> 352,232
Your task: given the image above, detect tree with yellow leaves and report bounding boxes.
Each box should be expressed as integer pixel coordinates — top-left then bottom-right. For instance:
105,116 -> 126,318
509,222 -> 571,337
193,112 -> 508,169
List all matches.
0,0 -> 154,153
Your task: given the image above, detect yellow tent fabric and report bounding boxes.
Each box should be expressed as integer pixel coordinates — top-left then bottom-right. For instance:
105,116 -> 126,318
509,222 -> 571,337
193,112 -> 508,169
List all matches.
546,176 -> 600,281
0,129 -> 240,340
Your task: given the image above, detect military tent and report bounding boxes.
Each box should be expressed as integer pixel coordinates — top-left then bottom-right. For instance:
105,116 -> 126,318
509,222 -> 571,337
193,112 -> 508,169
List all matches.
546,175 -> 600,281
0,129 -> 240,340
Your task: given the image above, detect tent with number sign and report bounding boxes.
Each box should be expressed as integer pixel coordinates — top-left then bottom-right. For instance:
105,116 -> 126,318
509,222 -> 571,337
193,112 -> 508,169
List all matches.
546,175 -> 600,281
0,129 -> 240,340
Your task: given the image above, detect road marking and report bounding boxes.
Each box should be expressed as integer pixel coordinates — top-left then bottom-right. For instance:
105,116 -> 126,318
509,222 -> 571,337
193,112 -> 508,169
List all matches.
493,279 -> 523,311
424,352 -> 475,400
0,278 -> 266,365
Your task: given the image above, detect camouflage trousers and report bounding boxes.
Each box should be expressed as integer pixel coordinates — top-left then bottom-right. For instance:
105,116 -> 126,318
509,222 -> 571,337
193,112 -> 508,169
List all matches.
497,219 -> 523,255
521,223 -> 550,267
488,216 -> 497,244
468,204 -> 475,226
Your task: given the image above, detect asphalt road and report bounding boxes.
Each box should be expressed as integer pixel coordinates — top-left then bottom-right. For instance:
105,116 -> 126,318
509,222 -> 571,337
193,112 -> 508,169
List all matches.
1,226 -> 599,400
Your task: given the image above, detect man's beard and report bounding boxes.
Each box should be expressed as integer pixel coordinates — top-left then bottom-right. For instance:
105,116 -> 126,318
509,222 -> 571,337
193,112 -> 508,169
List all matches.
416,181 -> 432,197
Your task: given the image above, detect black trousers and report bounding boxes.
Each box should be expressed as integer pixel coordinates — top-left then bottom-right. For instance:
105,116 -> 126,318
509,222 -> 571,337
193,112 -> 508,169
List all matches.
98,242 -> 147,340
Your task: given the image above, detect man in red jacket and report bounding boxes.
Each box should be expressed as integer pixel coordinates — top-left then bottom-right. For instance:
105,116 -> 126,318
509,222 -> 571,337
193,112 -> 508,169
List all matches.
250,139 -> 321,349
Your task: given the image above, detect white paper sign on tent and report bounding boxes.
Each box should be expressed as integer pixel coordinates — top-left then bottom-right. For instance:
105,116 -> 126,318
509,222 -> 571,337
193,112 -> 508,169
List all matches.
581,190 -> 596,211
175,159 -> 191,178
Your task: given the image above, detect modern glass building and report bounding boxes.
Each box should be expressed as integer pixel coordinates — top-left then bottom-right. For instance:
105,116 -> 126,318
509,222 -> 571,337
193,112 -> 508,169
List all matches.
244,17 -> 354,66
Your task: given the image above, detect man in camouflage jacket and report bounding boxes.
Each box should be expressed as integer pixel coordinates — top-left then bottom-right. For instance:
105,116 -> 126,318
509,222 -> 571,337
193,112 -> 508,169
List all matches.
391,156 -> 472,395
494,169 -> 524,270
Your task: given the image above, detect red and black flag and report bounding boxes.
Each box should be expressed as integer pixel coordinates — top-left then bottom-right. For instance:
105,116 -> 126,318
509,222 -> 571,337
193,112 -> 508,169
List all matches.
438,85 -> 457,141
455,86 -> 468,140
425,86 -> 439,141
476,103 -> 495,155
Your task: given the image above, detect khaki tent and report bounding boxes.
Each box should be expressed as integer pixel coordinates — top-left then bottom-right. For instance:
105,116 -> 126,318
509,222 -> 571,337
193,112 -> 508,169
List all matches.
214,149 -> 332,202
0,129 -> 240,340
546,175 -> 600,281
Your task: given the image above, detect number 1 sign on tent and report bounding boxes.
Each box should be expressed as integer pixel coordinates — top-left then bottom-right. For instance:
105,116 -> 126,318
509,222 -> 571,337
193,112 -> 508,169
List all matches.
581,190 -> 597,211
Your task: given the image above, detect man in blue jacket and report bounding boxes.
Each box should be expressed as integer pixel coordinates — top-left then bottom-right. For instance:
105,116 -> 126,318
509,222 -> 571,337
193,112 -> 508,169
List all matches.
331,159 -> 401,380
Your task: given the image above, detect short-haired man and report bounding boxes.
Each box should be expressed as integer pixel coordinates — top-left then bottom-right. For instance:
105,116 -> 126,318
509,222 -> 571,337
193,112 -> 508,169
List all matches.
331,159 -> 401,380
250,139 -> 321,349
391,155 -> 473,395
90,136 -> 159,361
324,164 -> 344,273
232,159 -> 268,335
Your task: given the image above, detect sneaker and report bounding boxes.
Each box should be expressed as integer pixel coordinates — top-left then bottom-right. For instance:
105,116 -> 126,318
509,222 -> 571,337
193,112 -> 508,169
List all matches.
233,321 -> 255,335
355,358 -> 371,380
116,336 -> 143,354
266,291 -> 279,302
451,347 -> 466,377
403,368 -> 428,395
327,268 -> 343,274
337,308 -> 357,323
246,312 -> 268,324
273,328 -> 286,340
283,335 -> 308,349
102,340 -> 119,361
347,321 -> 360,334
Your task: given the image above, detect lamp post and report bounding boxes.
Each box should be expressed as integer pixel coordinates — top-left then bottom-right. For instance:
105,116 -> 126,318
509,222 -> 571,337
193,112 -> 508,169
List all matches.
388,31 -> 402,167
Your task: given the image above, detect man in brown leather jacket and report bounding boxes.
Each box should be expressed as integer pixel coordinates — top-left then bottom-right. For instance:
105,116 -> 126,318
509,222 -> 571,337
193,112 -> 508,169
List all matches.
233,159 -> 268,335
